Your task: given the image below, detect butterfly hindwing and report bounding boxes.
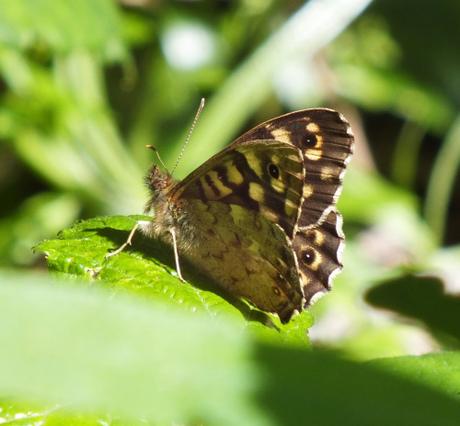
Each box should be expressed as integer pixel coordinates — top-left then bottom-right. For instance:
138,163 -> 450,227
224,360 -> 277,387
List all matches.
183,199 -> 304,321
293,208 -> 344,305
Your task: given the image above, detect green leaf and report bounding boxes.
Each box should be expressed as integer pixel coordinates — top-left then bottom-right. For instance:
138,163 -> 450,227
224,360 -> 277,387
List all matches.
37,215 -> 243,319
256,347 -> 460,426
2,272 -> 460,425
0,399 -> 123,425
371,351 -> 460,398
36,215 -> 312,344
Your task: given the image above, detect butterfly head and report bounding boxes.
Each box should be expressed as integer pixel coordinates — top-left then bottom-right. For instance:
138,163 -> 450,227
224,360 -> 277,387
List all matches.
144,165 -> 175,211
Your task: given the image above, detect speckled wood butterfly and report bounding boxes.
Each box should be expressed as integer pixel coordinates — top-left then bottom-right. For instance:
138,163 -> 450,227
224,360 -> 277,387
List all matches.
119,108 -> 353,322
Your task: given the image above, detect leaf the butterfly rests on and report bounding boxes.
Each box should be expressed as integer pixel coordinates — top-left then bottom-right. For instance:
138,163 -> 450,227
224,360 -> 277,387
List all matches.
141,108 -> 354,322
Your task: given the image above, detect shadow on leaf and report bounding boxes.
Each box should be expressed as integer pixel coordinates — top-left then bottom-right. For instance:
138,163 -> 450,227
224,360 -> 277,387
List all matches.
94,223 -> 275,327
365,274 -> 460,345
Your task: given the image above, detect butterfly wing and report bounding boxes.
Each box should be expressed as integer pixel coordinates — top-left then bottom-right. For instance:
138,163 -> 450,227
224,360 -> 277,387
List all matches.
230,108 -> 354,305
173,140 -> 305,238
182,198 -> 304,321
232,108 -> 354,226
170,140 -> 306,320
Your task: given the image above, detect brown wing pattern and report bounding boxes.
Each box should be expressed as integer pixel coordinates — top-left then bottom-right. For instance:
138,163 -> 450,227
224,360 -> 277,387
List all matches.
233,108 -> 354,227
184,200 -> 304,322
293,209 -> 344,305
233,108 -> 354,305
174,140 -> 305,238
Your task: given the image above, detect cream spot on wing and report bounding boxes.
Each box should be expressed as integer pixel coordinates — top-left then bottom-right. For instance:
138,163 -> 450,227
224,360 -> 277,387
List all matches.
260,206 -> 279,223
270,154 -> 281,165
303,184 -> 313,198
306,122 -> 320,133
316,134 -> 324,147
287,154 -> 300,162
208,170 -> 232,197
271,128 -> 292,144
230,204 -> 245,222
311,229 -> 325,245
308,249 -> 322,271
284,198 -> 297,216
227,164 -> 244,185
200,176 -> 216,200
249,182 -> 265,202
305,149 -> 322,161
271,178 -> 286,193
300,270 -> 310,286
239,149 -> 263,177
320,166 -> 335,181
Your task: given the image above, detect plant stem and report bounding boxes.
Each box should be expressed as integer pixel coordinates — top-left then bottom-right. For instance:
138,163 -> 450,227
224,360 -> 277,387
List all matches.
391,121 -> 425,188
424,115 -> 460,245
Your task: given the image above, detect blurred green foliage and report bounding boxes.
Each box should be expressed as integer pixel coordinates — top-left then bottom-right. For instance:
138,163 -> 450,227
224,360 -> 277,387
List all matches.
2,271 -> 460,426
1,0 -> 460,424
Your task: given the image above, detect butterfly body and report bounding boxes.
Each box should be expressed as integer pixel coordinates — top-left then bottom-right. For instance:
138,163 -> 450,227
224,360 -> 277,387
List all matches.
141,108 -> 353,322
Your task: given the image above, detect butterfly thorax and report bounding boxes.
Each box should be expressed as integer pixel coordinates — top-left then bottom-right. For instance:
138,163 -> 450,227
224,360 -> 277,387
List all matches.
142,165 -> 196,250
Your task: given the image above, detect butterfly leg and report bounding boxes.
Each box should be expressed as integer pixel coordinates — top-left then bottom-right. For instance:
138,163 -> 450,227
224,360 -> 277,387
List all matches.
169,227 -> 185,282
105,222 -> 139,259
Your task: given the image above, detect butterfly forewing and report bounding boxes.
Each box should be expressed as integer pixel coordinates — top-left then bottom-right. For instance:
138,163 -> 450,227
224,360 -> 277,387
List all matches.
173,140 -> 305,238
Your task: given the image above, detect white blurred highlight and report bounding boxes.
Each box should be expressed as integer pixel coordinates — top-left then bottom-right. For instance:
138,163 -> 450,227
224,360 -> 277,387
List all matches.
161,22 -> 216,70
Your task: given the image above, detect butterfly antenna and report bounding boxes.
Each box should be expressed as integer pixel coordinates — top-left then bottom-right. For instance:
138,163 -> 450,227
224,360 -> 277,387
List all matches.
145,144 -> 168,170
171,97 -> 205,176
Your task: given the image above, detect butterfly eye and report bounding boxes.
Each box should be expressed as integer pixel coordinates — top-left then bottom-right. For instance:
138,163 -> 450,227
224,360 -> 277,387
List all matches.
304,134 -> 317,147
302,248 -> 316,265
267,163 -> 280,179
